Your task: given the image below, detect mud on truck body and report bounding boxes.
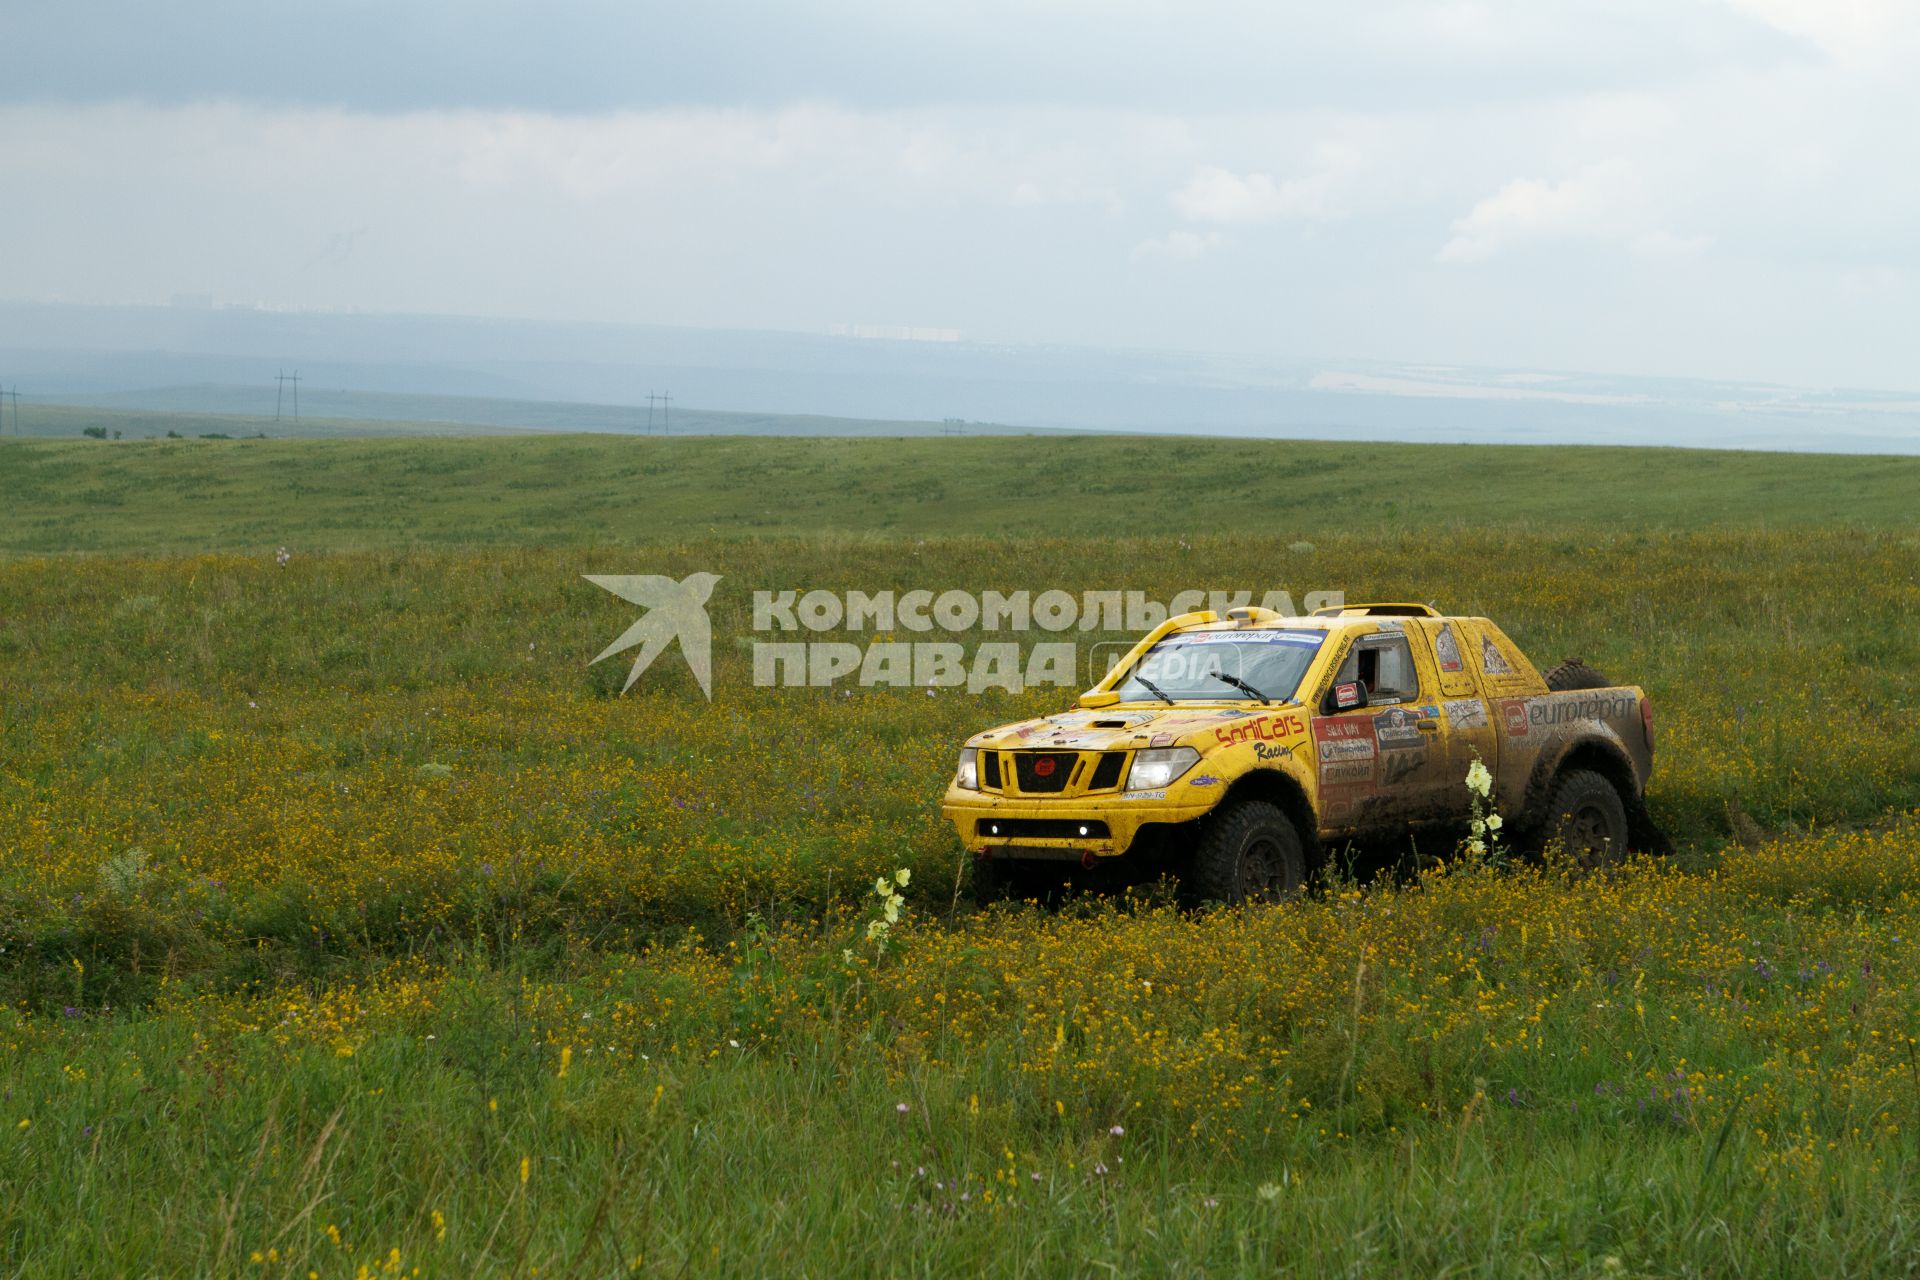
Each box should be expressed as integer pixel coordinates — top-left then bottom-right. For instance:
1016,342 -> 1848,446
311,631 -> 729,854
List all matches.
941,603 -> 1664,904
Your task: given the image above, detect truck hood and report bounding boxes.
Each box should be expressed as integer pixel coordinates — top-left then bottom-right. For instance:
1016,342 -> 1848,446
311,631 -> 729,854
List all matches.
967,704 -> 1299,752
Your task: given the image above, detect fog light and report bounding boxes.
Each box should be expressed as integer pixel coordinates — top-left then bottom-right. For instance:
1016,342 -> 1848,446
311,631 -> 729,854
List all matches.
1078,825 -> 1089,836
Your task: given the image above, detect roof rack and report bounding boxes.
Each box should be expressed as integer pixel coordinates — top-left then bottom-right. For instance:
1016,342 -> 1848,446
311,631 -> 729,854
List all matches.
1310,602 -> 1441,618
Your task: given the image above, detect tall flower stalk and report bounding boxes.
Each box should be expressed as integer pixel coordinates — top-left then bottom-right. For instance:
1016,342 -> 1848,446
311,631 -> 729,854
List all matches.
1464,755 -> 1507,865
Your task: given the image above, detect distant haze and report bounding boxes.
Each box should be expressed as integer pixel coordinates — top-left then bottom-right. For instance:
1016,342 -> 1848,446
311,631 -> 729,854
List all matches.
5,301 -> 1917,453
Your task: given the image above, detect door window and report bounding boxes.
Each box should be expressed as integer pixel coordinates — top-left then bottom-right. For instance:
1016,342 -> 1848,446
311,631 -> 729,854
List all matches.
1334,633 -> 1420,705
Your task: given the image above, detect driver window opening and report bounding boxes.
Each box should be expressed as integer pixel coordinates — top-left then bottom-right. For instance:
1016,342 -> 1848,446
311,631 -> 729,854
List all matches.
1336,636 -> 1418,706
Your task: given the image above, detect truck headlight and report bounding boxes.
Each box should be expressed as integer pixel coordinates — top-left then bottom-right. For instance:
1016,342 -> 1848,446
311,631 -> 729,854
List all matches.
1128,747 -> 1198,791
956,747 -> 980,790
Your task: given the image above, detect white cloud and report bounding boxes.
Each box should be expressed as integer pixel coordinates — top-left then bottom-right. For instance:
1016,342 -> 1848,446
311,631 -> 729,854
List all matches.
1438,159 -> 1708,263
1720,0 -> 1919,62
1170,144 -> 1363,224
1131,230 -> 1223,261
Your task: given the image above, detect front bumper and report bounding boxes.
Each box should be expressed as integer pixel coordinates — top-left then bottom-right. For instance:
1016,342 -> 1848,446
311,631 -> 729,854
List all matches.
940,784 -> 1215,861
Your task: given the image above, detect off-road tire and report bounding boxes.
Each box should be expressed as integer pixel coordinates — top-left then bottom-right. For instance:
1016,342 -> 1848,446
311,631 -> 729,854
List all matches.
1541,769 -> 1630,868
1543,658 -> 1612,692
1185,799 -> 1305,906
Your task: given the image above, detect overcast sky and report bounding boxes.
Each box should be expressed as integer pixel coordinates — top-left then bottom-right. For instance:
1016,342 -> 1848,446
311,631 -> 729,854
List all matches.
3,1 -> 1916,389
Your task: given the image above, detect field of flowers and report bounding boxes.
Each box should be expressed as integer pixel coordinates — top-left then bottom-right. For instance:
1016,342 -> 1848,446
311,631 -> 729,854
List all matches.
8,826 -> 1920,1274
2,440 -> 1918,1275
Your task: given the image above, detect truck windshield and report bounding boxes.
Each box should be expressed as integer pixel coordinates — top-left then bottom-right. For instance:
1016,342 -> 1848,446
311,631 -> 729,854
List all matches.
1112,630 -> 1325,704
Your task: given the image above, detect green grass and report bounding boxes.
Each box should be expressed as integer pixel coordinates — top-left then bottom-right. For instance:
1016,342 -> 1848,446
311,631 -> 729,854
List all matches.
2,432 -> 1917,556
4,432 -> 1920,1276
9,952 -> 1920,1279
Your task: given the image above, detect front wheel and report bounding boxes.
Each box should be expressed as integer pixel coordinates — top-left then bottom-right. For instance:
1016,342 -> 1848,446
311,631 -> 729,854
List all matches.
1541,769 -> 1629,868
1185,799 -> 1306,906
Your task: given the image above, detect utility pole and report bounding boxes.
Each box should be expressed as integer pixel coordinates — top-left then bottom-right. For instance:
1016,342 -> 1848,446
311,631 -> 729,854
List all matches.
275,370 -> 302,422
646,391 -> 673,434
1,386 -> 19,436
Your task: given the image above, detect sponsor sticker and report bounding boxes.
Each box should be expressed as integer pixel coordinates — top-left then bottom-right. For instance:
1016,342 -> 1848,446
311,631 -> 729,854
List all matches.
1528,692 -> 1638,727
1434,624 -> 1464,673
1481,635 -> 1513,675
1322,759 -> 1374,784
1445,698 -> 1490,730
1315,716 -> 1378,762
1175,630 -> 1322,646
1500,698 -> 1530,736
1213,711 -> 1308,747
1372,704 -> 1439,750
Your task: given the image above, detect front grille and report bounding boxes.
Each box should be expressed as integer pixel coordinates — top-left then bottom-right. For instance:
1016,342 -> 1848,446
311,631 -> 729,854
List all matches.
977,818 -> 1111,841
1087,751 -> 1126,790
1012,751 -> 1077,793
981,751 -> 1002,789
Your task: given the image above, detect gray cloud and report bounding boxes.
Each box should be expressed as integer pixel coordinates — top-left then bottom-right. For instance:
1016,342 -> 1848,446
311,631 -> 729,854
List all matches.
0,1 -> 1805,113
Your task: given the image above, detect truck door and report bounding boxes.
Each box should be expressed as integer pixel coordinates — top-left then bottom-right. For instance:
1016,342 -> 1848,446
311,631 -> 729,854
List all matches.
1423,619 -> 1501,817
1310,625 -> 1449,832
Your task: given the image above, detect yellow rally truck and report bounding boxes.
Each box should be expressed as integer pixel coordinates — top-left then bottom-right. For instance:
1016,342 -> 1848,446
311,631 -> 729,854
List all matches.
940,603 -> 1664,903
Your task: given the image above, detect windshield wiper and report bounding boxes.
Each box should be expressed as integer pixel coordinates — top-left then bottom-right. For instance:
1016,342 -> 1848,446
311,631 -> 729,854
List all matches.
1209,668 -> 1271,703
1135,674 -> 1175,704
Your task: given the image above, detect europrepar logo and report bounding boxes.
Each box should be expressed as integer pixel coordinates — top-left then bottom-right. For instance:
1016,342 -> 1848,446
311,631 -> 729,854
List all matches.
585,572 -> 722,698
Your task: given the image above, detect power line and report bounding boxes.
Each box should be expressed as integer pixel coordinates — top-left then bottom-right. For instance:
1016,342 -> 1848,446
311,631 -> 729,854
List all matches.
275,369 -> 302,422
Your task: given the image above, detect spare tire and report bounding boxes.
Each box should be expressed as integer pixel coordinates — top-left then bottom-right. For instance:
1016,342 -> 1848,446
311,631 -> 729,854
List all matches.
1544,658 -> 1612,691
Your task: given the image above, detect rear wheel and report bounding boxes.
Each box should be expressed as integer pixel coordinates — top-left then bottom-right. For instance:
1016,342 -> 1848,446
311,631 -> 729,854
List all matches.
1541,770 -> 1629,868
1186,799 -> 1305,906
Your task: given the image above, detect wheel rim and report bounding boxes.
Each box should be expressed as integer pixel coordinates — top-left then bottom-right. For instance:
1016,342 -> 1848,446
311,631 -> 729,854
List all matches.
1236,837 -> 1280,899
1563,803 -> 1619,867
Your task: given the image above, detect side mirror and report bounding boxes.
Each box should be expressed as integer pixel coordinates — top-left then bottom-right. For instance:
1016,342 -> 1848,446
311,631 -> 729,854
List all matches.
1323,680 -> 1368,715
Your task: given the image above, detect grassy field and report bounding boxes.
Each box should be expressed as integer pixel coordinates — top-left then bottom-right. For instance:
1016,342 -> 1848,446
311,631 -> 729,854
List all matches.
2,433 -> 1919,1276
4,431 -> 1920,555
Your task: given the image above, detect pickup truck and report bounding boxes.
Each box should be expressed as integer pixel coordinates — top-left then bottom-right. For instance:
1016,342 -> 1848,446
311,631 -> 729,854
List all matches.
940,603 -> 1664,904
